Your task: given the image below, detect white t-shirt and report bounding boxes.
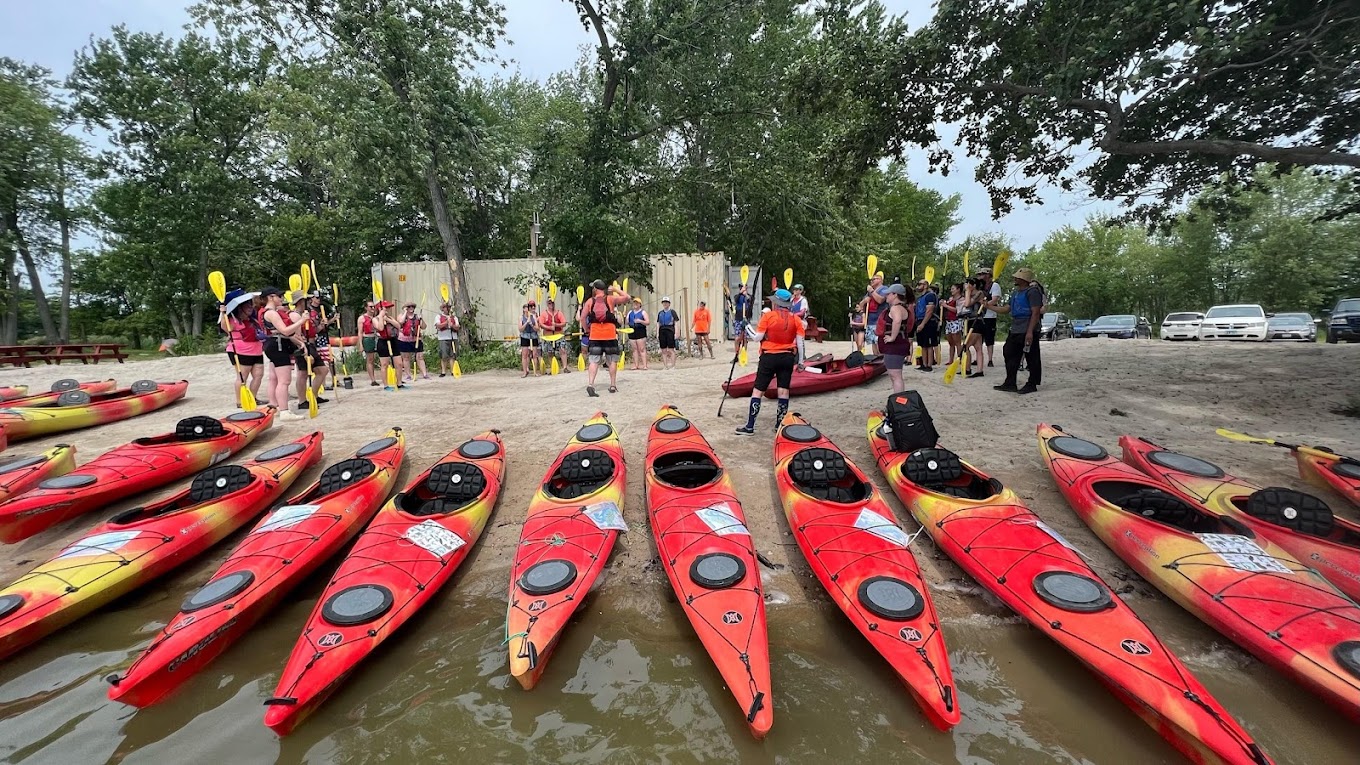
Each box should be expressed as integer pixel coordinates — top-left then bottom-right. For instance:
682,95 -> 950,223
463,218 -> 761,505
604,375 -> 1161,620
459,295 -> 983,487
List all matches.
984,282 -> 1002,319
436,313 -> 457,341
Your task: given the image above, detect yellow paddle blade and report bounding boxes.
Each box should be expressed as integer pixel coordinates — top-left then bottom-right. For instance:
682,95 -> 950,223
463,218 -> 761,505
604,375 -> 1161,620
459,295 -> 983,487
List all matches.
307,388 -> 317,418
549,282 -> 557,300
911,256 -> 917,280
452,359 -> 462,378
783,268 -> 793,288
537,286 -> 543,305
1215,428 -> 1272,444
964,251 -> 971,275
208,271 -> 226,302
386,364 -> 397,387
622,277 -> 629,294
993,249 -> 1011,279
913,345 -> 922,360
373,280 -> 383,301
943,357 -> 960,385
739,345 -> 748,367
576,285 -> 585,303
332,282 -> 340,305
943,252 -> 949,276
551,356 -> 560,375
301,264 -> 311,294
289,273 -> 302,293
924,265 -> 935,284
740,265 -> 749,285
310,259 -> 320,287
577,351 -> 585,371
866,255 -> 877,278
239,385 -> 257,410
440,283 -> 450,303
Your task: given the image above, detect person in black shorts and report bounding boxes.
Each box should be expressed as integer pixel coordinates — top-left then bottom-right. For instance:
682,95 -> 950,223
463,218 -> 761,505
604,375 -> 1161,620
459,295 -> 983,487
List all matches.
735,289 -> 804,436
976,267 -> 1001,366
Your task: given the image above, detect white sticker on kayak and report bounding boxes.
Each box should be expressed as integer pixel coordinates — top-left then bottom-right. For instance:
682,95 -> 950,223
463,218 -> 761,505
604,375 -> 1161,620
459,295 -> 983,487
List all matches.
1030,519 -> 1082,554
854,508 -> 911,548
255,504 -> 320,533
801,365 -> 824,374
1196,533 -> 1291,574
210,449 -> 232,465
55,530 -> 142,559
404,520 -> 466,558
695,502 -> 749,536
583,501 -> 628,532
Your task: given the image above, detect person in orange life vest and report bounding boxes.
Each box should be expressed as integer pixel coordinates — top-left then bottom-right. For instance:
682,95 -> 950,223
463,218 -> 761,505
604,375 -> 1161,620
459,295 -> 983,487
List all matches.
692,300 -> 714,358
359,301 -> 381,385
537,297 -> 571,373
519,300 -> 541,377
435,302 -> 461,377
396,301 -> 429,382
219,288 -> 265,408
258,287 -> 308,420
290,291 -> 330,409
579,278 -> 631,396
735,289 -> 804,435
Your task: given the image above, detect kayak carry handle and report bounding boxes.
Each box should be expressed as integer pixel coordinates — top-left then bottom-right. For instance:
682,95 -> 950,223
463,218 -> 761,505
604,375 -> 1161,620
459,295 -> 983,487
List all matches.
745,692 -> 765,722
264,697 -> 298,706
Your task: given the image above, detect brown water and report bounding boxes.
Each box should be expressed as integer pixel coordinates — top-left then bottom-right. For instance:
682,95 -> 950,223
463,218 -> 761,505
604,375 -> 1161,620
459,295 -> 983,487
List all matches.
1,542 -> 1356,765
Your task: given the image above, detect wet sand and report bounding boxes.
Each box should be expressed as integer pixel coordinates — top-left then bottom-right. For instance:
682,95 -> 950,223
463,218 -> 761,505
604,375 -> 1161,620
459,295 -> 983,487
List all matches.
0,337 -> 1357,764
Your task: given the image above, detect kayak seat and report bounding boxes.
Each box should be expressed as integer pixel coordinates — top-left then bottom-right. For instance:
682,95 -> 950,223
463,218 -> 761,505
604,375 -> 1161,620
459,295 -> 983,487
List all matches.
1243,488 -> 1334,537
789,447 -> 870,504
1094,481 -> 1208,532
401,462 -> 486,515
652,451 -> 721,489
904,448 -> 964,487
189,465 -> 254,504
317,458 -> 376,496
546,449 -> 615,500
1333,460 -> 1360,480
175,415 -> 227,441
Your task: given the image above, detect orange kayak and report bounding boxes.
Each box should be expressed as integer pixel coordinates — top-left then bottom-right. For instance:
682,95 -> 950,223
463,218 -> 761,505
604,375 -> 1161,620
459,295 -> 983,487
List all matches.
1038,424 -> 1360,720
0,444 -> 77,503
507,414 -> 626,690
645,405 -> 771,737
774,413 -> 959,730
869,414 -> 1270,765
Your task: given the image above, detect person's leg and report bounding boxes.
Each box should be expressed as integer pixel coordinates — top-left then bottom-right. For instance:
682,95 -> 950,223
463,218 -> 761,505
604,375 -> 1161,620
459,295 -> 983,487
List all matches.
607,348 -> 620,390
417,346 -> 429,378
365,350 -> 375,382
273,364 -> 292,410
521,345 -> 531,376
249,363 -> 264,400
1024,337 -> 1042,389
998,334 -> 1022,389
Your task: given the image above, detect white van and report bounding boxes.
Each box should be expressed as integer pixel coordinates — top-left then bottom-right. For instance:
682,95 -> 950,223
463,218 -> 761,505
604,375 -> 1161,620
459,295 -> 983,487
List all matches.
1198,304 -> 1268,341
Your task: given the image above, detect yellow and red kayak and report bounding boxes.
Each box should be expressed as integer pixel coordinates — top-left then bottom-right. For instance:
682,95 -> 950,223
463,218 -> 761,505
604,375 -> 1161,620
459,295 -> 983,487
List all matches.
0,379 -> 118,408
0,386 -> 29,401
0,380 -> 188,442
645,406 -> 771,737
869,414 -> 1270,765
1038,424 -> 1360,720
775,413 -> 959,730
0,444 -> 77,504
508,414 -> 626,690
0,432 -> 321,661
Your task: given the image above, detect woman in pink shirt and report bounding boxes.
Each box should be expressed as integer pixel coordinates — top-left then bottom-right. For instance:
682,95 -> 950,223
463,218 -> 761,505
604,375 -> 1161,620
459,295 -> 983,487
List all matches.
220,288 -> 265,408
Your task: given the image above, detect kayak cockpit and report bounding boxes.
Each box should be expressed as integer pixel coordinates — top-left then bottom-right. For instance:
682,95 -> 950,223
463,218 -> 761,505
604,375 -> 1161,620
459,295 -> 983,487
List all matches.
899,447 -> 1003,501
398,461 -> 487,516
544,448 -> 616,500
1232,488 -> 1360,544
651,451 -> 721,489
787,447 -> 871,503
1094,480 -> 1247,535
107,465 -> 255,525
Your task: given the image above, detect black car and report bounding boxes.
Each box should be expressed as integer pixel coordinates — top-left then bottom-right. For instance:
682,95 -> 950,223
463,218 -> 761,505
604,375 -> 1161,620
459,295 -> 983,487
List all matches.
1327,298 -> 1360,343
1039,312 -> 1074,340
1083,314 -> 1152,339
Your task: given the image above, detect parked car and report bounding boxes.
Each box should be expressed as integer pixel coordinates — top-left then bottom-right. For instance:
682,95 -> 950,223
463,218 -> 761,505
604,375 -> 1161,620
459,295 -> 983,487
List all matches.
1071,318 -> 1092,336
1198,304 -> 1269,341
1327,297 -> 1360,343
1083,314 -> 1152,339
1039,312 -> 1074,340
1160,311 -> 1205,341
1268,312 -> 1317,342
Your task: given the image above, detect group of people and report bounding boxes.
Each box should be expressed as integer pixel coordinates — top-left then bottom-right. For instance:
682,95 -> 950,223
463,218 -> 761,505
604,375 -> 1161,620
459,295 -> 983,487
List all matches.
220,287 -> 338,421
358,300 -> 462,385
852,265 -> 1044,395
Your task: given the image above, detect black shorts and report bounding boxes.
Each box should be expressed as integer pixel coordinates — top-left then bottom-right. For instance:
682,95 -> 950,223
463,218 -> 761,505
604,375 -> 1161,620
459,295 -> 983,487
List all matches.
376,337 -> 397,358
658,327 -> 676,349
263,337 -> 295,367
629,326 -> 647,340
916,320 -> 940,348
753,351 -> 797,392
520,337 -> 536,348
979,318 -> 998,346
227,351 -> 263,367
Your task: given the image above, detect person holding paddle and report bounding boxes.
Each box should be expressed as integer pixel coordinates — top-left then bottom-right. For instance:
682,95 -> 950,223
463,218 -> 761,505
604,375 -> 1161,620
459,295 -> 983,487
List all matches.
986,267 -> 1045,394
397,301 -> 429,382
435,302 -> 461,377
373,300 -> 402,389
518,300 -> 541,377
290,292 -> 330,410
359,301 -> 381,386
735,288 -> 804,436
259,287 -> 308,421
537,297 -> 570,373
220,289 -> 265,408
579,279 -> 630,396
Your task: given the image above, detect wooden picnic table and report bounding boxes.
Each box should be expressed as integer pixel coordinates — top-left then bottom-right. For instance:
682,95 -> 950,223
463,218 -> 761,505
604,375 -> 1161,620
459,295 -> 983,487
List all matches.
0,344 -> 128,368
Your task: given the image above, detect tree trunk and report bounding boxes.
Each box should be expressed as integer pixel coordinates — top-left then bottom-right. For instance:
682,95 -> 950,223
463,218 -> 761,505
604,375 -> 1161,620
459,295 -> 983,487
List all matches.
423,150 -> 472,331
0,213 -> 16,345
9,215 -> 58,342
169,311 -> 184,339
57,173 -> 72,343
192,242 -> 209,337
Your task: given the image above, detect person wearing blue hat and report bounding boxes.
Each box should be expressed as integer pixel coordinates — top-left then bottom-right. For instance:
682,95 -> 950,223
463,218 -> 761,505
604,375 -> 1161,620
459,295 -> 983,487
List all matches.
219,288 -> 264,408
736,288 -> 804,435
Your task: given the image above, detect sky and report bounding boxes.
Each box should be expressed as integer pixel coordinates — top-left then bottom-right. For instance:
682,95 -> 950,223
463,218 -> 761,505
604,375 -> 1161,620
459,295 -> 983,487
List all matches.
3,0 -> 1118,252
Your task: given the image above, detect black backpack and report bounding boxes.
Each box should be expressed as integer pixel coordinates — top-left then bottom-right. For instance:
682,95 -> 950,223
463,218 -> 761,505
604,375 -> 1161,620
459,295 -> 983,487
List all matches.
843,350 -> 866,368
884,391 -> 939,453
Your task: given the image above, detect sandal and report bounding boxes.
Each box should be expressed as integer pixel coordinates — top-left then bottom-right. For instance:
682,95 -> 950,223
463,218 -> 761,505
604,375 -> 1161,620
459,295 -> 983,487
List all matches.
587,386 -> 599,397
609,386 -> 618,393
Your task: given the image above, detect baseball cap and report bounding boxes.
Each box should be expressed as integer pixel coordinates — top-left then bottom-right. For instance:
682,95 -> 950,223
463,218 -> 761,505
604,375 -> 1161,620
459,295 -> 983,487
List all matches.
260,286 -> 284,298
792,283 -> 803,291
591,279 -> 606,290
886,283 -> 908,296
661,295 -> 671,302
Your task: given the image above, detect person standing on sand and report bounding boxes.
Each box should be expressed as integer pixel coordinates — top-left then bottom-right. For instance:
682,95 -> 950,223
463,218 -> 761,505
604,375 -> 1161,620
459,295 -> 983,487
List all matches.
373,300 -> 402,390
359,301 -> 381,386
626,297 -> 650,370
849,303 -> 866,352
657,296 -> 680,368
986,267 -> 1045,394
790,284 -> 809,364
519,300 -> 541,377
877,284 -> 915,394
692,300 -> 714,358
537,297 -> 570,373
396,302 -> 429,382
860,273 -> 888,354
736,288 -> 804,436
733,283 -> 753,353
976,267 -> 1002,368
259,287 -> 307,421
435,302 -> 460,377
220,289 -> 264,408
580,279 -> 631,396
913,279 -> 939,372
943,283 -> 964,368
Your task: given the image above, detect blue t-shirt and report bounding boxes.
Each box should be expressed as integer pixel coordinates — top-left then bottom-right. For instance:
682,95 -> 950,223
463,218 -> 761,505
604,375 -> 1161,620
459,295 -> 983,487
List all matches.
734,293 -> 752,320
914,292 -> 938,322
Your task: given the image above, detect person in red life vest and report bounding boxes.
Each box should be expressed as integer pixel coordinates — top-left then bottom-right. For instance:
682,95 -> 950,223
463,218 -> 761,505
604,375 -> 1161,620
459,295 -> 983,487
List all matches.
373,300 -> 402,389
258,286 -> 308,421
358,301 -> 381,385
537,297 -> 571,373
435,302 -> 461,377
877,284 -> 916,393
578,279 -> 631,396
396,301 -> 430,382
290,291 -> 330,410
735,289 -> 804,435
306,292 -> 337,381
219,288 -> 264,408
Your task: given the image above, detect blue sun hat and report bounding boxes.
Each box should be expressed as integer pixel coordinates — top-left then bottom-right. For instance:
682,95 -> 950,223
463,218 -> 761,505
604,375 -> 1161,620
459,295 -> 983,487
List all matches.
772,289 -> 793,309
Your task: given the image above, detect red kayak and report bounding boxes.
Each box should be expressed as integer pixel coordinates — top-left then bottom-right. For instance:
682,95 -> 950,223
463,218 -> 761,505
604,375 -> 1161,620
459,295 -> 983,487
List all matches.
507,413 -> 626,690
722,353 -> 831,397
0,444 -> 77,503
725,354 -> 885,398
108,429 -> 406,708
0,433 -> 322,662
0,409 -> 275,543
868,414 -> 1270,765
264,431 -> 504,735
0,386 -> 28,401
645,405 -> 771,737
0,379 -> 117,408
1120,435 -> 1360,605
0,380 -> 188,442
1038,424 -> 1360,720
774,413 -> 959,730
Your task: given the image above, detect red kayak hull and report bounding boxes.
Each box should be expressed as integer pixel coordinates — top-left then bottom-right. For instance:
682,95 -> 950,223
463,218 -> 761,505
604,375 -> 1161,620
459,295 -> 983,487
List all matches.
0,444 -> 77,503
